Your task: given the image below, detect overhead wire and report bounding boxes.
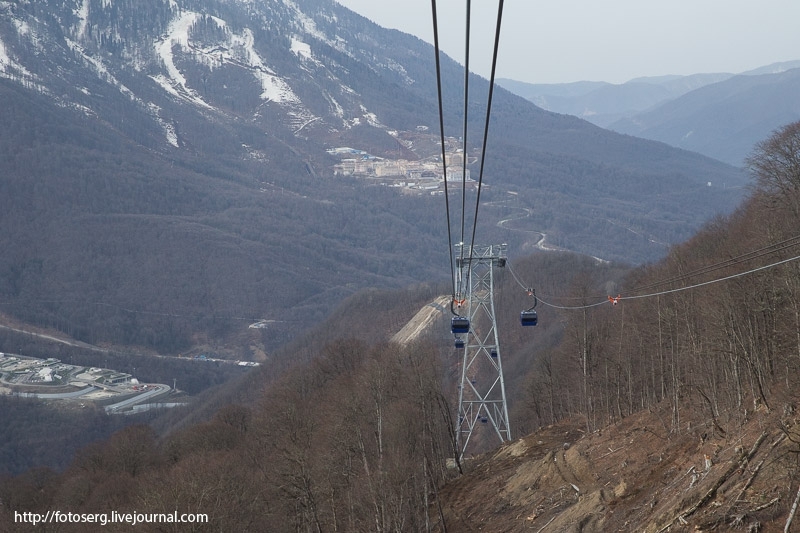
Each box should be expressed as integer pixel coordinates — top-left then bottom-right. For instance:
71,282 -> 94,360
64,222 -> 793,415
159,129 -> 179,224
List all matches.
506,258 -> 532,292
506,251 -> 800,311
431,0 -> 505,316
458,0 -> 472,276
628,234 -> 800,294
537,296 -> 611,310
429,0 -> 457,305
467,0 -> 505,260
620,252 -> 800,302
507,259 -> 607,310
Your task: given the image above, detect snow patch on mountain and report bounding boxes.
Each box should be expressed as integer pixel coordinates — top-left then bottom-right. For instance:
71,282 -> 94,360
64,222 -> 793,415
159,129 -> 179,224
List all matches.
66,38 -> 139,102
75,0 -> 90,39
325,92 -> 344,119
0,34 -> 34,80
0,0 -> 409,147
284,0 -> 330,46
360,105 -> 382,128
144,102 -> 179,147
233,27 -> 300,105
291,38 -> 311,60
152,8 -> 312,118
0,36 -> 7,70
154,11 -> 212,108
63,35 -> 180,147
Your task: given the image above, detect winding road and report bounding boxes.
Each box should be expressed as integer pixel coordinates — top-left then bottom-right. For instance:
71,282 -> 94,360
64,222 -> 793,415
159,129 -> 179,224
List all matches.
490,201 -> 566,253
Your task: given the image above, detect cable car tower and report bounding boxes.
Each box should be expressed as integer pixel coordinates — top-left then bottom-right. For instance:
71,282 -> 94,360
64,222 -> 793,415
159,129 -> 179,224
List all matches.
454,243 -> 510,459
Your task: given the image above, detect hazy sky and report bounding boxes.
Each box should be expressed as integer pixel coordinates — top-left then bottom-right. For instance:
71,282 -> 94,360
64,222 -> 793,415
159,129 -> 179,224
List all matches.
335,0 -> 800,84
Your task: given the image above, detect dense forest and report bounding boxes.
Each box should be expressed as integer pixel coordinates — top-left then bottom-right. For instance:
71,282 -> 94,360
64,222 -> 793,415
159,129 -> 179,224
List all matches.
2,122 -> 799,531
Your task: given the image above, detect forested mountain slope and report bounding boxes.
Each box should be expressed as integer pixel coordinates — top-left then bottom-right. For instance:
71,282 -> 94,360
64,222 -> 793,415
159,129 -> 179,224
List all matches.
500,61 -> 800,168
0,0 -> 746,355
610,67 -> 800,166
498,71 -> 734,127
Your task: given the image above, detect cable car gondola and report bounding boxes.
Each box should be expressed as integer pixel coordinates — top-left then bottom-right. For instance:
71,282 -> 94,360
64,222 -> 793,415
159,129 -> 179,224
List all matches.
454,337 -> 465,349
520,288 -> 538,327
451,315 -> 470,334
520,309 -> 538,327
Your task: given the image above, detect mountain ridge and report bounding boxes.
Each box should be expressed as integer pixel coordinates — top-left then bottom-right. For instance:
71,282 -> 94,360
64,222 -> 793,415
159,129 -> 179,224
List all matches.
499,60 -> 800,165
610,67 -> 800,166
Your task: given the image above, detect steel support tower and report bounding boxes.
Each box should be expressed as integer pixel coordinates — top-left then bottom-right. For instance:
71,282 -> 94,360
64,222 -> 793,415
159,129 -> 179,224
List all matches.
454,243 -> 510,460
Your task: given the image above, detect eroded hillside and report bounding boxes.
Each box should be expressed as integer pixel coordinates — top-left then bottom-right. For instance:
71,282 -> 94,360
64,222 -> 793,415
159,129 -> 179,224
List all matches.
438,401 -> 795,532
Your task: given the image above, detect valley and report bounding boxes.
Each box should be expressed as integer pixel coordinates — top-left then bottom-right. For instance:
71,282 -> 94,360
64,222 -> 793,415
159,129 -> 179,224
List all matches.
0,351 -> 177,414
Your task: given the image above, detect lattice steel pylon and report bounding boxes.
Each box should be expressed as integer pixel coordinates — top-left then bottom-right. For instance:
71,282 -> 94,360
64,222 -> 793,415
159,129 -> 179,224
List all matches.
454,243 -> 510,460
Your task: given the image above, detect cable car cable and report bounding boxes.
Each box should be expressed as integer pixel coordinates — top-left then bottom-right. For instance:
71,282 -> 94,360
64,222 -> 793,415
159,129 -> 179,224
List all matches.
621,252 -> 800,301
506,259 -> 533,293
507,234 -> 800,304
534,252 -> 800,310
432,0 -> 505,331
430,0 -> 458,305
627,234 -> 800,294
467,0 -> 505,263
458,0 -> 472,275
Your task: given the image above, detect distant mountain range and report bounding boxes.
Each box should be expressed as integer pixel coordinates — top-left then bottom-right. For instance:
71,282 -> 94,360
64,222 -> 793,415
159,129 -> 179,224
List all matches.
0,0 -> 747,353
499,61 -> 800,166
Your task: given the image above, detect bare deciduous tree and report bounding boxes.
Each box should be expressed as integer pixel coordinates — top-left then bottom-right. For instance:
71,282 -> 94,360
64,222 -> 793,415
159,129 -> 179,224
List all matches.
747,120 -> 800,217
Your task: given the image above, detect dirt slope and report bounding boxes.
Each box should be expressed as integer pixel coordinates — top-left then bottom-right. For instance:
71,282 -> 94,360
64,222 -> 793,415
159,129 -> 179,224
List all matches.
437,401 -> 798,532
391,295 -> 451,345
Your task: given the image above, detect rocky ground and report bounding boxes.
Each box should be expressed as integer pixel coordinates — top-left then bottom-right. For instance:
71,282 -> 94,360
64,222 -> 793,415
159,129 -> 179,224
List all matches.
436,396 -> 798,532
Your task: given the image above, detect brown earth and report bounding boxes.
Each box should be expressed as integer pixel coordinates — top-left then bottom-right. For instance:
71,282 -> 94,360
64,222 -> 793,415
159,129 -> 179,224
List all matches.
391,295 -> 451,345
436,401 -> 798,532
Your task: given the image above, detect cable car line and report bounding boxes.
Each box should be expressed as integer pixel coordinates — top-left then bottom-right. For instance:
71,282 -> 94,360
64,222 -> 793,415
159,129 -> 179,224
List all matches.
506,239 -> 800,311
430,0 -> 457,306
432,0 -> 506,336
628,234 -> 800,294
621,252 -> 800,301
506,259 -> 533,293
506,233 -> 800,307
457,0 -> 472,279
505,260 -> 545,322
534,252 -> 800,311
467,0 -> 505,267
430,0 -> 470,332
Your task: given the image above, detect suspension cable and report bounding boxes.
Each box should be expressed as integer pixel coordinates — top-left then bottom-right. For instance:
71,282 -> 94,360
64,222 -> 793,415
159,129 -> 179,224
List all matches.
532,253 -> 800,310
508,233 -> 800,305
458,0 -> 472,277
432,0 -> 506,310
430,0 -> 457,304
467,0 -> 505,261
622,253 -> 800,301
506,259 -> 532,292
628,234 -> 800,294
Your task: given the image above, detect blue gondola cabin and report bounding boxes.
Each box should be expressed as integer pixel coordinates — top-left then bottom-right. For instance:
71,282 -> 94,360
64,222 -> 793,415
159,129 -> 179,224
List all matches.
451,316 -> 470,334
520,310 -> 538,326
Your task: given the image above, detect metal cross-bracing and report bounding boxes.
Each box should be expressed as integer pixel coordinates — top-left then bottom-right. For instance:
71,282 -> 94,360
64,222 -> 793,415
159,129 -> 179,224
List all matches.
454,243 -> 510,460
